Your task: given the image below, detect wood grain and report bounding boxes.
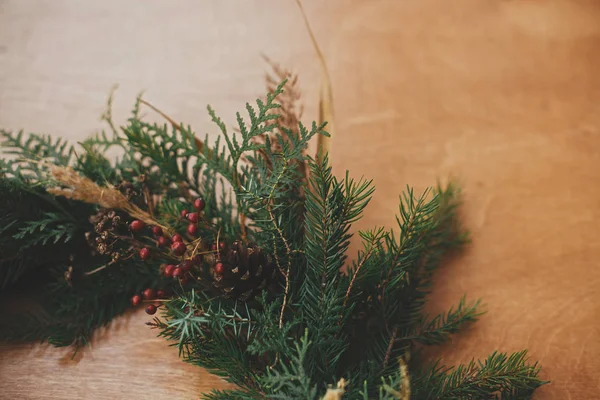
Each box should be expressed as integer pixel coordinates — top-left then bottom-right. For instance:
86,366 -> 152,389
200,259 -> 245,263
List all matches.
1,0 -> 599,398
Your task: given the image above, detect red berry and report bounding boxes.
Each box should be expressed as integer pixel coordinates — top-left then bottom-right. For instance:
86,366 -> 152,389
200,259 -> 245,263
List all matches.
131,294 -> 142,306
145,304 -> 157,315
139,247 -> 150,260
187,212 -> 199,223
214,262 -> 225,275
157,236 -> 168,247
192,254 -> 203,264
157,289 -> 166,298
130,220 -> 145,232
172,267 -> 183,278
187,223 -> 198,236
180,209 -> 189,218
171,241 -> 186,256
180,260 -> 192,272
152,226 -> 163,237
194,198 -> 206,211
142,288 -> 156,300
164,264 -> 175,277
172,234 -> 183,243
219,241 -> 226,250
211,243 -> 217,251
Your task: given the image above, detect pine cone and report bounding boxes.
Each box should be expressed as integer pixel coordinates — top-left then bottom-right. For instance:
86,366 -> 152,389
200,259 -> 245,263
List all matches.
86,208 -> 130,260
212,241 -> 278,301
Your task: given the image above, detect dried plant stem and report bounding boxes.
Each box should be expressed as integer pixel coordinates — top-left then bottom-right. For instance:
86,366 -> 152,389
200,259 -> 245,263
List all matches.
265,164 -> 293,328
138,98 -> 213,159
46,164 -> 172,235
383,327 -> 399,369
84,264 -> 108,276
239,213 -> 248,243
295,0 -> 334,161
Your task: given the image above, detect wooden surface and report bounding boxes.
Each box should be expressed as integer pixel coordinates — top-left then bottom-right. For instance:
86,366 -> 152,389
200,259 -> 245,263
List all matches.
1,0 -> 600,398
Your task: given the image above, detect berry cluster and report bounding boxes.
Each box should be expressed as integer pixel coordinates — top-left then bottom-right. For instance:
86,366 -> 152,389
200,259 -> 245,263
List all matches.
133,196 -> 207,263
125,196 -> 233,312
130,287 -> 168,315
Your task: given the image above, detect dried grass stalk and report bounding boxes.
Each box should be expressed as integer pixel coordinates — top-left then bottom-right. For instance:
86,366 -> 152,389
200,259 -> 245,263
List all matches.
253,56 -> 309,186
46,164 -> 169,232
263,55 -> 304,141
295,0 -> 334,161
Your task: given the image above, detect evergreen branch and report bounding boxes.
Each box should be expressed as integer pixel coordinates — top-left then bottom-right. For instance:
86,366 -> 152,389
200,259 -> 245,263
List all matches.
159,289 -> 255,357
13,212 -> 77,247
413,351 -> 546,399
401,296 -> 483,346
300,154 -> 374,381
1,129 -> 75,169
262,330 -> 319,399
343,228 -> 385,308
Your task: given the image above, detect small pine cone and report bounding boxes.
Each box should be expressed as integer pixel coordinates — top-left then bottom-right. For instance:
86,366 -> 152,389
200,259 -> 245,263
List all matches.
212,241 -> 278,301
86,207 -> 132,258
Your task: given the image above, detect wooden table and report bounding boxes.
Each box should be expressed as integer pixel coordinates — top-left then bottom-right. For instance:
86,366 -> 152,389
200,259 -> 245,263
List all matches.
1,1 -> 599,398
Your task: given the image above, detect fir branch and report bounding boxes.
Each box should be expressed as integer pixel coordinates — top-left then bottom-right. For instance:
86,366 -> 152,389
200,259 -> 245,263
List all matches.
300,154 -> 374,380
401,296 -> 483,346
413,351 -> 547,399
343,228 -> 386,308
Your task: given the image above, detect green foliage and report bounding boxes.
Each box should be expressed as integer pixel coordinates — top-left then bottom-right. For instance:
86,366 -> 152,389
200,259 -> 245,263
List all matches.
300,154 -> 374,380
154,148 -> 544,398
412,351 -> 546,399
407,296 -> 483,346
0,129 -> 75,179
0,177 -> 90,290
262,330 -> 319,399
1,256 -> 161,348
0,82 -> 546,398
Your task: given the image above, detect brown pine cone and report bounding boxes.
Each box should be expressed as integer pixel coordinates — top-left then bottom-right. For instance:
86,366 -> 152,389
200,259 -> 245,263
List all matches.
212,240 -> 278,301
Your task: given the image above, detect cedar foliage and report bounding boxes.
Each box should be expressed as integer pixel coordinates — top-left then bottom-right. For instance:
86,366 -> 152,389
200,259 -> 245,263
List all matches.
0,75 -> 546,398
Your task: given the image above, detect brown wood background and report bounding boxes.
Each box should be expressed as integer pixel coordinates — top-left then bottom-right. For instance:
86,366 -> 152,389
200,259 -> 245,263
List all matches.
1,0 -> 599,398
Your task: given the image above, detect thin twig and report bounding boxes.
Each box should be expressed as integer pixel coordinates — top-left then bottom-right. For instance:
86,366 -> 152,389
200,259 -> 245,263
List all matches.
240,213 -> 248,244
84,264 -> 108,276
383,327 -> 399,369
343,239 -> 377,308
294,0 -> 334,161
